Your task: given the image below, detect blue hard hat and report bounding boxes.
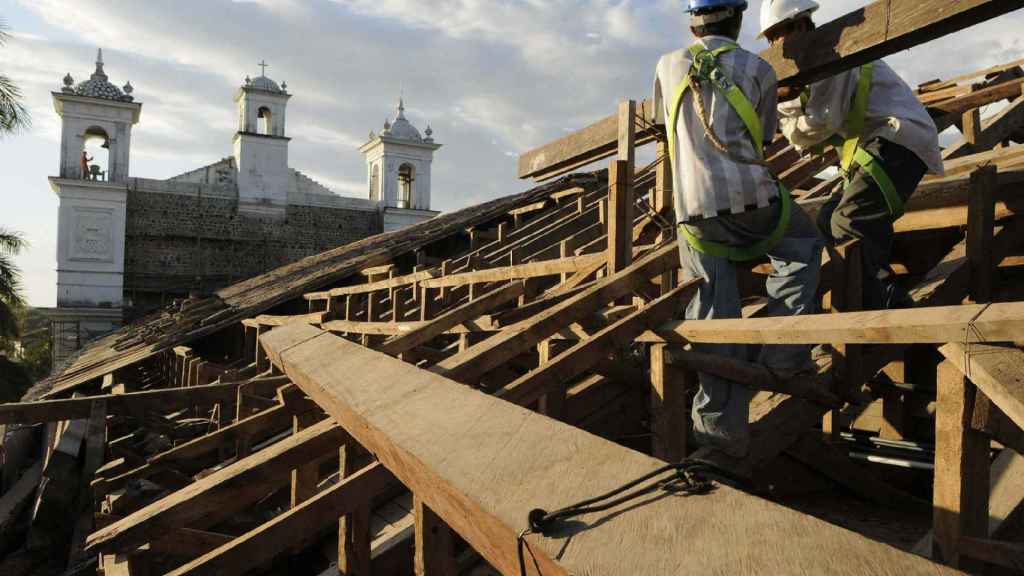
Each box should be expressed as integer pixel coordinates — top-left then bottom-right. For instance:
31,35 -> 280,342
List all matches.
687,0 -> 748,13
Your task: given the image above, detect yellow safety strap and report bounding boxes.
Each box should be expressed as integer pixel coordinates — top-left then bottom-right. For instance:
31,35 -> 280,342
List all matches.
667,42 -> 790,262
806,64 -> 905,218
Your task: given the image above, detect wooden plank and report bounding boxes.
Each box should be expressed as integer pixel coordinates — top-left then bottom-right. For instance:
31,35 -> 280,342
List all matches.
0,461 -> 43,542
497,280 -> 699,407
165,463 -> 397,576
0,381 -> 246,425
763,0 -> 1024,86
262,323 -> 962,576
419,254 -> 604,289
646,301 -> 1024,345
380,281 -> 525,357
338,440 -> 372,576
939,343 -> 1024,432
86,419 -> 347,554
433,241 -> 679,384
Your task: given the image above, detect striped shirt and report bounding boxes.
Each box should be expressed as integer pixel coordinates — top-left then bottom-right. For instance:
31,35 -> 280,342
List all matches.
778,60 -> 944,176
654,36 -> 780,223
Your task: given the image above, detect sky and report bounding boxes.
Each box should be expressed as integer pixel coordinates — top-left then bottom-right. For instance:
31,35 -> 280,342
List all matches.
1,0 -> 1023,307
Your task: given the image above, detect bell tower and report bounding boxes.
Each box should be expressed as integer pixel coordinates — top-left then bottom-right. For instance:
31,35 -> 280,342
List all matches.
232,61 -> 292,215
48,48 -> 142,358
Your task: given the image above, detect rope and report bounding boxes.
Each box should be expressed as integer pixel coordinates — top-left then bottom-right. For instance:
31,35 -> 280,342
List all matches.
688,73 -> 768,168
515,458 -> 737,575
962,302 -> 992,379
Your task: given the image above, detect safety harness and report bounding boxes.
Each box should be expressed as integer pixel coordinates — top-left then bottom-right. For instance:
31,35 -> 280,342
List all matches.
802,63 -> 905,218
667,42 -> 793,262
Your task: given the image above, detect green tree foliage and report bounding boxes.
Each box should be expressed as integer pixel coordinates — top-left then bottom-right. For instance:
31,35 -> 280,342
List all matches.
0,228 -> 26,341
0,17 -> 30,135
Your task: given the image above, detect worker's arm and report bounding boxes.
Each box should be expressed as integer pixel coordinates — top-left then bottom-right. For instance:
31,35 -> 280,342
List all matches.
756,65 -> 780,150
652,57 -> 666,129
778,68 -> 859,150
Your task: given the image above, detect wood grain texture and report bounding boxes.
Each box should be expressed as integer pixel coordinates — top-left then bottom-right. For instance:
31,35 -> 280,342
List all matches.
263,323 -> 962,576
939,342 -> 1024,432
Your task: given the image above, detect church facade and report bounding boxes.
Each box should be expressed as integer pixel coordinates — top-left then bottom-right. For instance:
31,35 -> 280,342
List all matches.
47,50 -> 440,362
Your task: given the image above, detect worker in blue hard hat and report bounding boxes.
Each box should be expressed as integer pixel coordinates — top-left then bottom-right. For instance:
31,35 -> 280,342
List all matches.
760,0 -> 944,310
653,0 -> 822,459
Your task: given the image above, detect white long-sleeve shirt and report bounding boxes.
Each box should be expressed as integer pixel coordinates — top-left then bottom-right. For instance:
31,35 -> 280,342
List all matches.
778,60 -> 944,175
654,36 -> 781,222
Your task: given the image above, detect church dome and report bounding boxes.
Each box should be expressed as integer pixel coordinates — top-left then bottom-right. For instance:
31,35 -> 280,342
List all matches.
73,49 -> 132,101
249,75 -> 283,93
382,98 -> 423,142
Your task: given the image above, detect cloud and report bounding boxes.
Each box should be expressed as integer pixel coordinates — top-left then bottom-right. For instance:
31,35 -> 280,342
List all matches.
3,0 -> 1024,308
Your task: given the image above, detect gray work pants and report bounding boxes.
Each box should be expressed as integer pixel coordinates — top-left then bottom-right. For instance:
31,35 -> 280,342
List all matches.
817,137 -> 927,309
678,200 -> 822,457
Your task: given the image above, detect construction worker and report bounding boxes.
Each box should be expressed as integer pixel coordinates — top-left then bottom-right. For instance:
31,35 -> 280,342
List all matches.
653,0 -> 822,459
761,0 -> 944,310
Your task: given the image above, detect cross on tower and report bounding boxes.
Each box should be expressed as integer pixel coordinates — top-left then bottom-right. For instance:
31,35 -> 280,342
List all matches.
258,59 -> 269,76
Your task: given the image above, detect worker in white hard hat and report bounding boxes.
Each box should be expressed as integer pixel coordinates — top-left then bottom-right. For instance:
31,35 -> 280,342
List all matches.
760,0 -> 944,310
653,0 -> 822,459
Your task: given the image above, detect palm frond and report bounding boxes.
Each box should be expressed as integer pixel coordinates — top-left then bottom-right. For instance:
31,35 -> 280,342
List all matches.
0,228 -> 26,255
0,19 -> 31,134
0,253 -> 25,309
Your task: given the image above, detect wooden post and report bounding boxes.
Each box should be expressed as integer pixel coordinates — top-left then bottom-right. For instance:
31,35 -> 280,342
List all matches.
607,159 -> 633,276
536,339 -> 566,421
338,440 -> 371,575
243,325 -> 257,364
825,241 -> 862,437
255,327 -> 269,373
414,496 -> 457,575
650,344 -> 691,461
880,356 -> 908,440
290,409 -> 320,508
655,139 -> 676,295
967,165 -> 997,303
962,107 -> 981,146
933,360 -> 989,570
618,99 -> 636,172
497,221 -> 508,243
439,260 -> 452,309
392,286 -> 409,323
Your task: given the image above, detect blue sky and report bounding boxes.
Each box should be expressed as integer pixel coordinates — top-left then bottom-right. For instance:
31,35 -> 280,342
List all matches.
2,0 -> 1023,307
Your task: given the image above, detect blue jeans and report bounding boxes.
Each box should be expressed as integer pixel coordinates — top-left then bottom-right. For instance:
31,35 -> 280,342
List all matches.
678,201 -> 822,457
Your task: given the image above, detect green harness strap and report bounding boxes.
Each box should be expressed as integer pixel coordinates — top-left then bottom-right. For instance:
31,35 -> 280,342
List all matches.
667,42 -> 792,262
803,64 -> 905,219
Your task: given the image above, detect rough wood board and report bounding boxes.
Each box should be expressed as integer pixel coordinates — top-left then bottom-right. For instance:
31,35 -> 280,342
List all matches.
264,323 -> 961,576
651,302 -> 1024,345
939,342 -> 1024,433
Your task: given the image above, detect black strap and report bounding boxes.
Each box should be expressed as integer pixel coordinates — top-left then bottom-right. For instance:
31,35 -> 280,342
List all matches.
516,459 -> 741,575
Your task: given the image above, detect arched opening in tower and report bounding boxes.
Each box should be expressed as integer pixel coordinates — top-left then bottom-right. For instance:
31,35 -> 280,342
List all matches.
82,126 -> 110,181
370,163 -> 381,201
397,163 -> 415,209
257,106 -> 272,136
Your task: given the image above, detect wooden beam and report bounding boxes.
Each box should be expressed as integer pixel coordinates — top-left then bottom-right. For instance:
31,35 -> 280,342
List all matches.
497,280 -> 699,407
933,360 -> 990,570
433,241 -> 679,384
958,537 -> 1024,571
165,463 -> 397,576
650,344 -> 693,462
262,323 -> 961,576
939,343 -> 1024,432
764,0 -> 1024,87
86,419 -> 347,555
0,380 -> 250,425
380,281 -> 525,357
967,166 -> 998,302
642,301 -> 1024,345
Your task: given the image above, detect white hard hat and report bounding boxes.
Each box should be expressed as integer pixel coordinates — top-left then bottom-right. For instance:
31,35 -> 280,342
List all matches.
758,0 -> 819,38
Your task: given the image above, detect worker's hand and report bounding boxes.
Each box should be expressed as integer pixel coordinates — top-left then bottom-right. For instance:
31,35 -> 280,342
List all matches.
777,85 -> 804,103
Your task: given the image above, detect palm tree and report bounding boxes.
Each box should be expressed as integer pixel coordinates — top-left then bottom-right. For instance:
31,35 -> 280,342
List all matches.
0,17 -> 30,135
0,229 -> 26,341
